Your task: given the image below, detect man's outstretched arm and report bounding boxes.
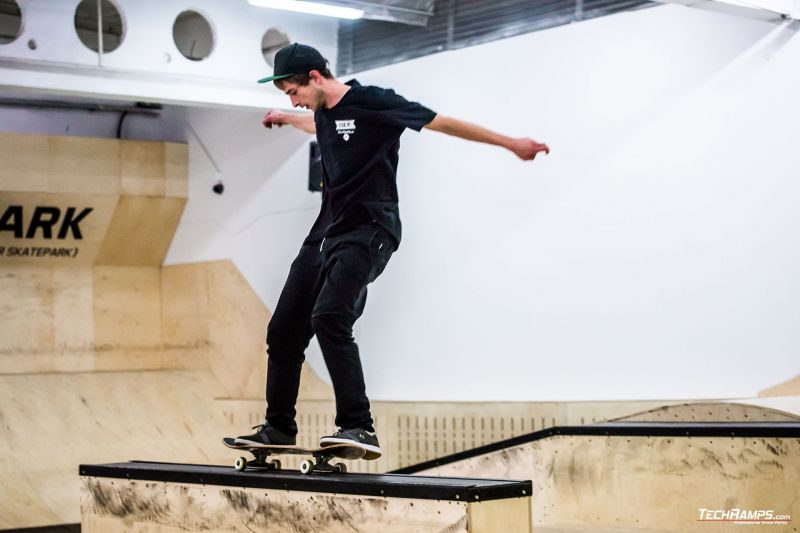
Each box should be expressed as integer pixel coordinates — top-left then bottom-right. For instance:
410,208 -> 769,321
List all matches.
262,110 -> 316,134
424,114 -> 549,161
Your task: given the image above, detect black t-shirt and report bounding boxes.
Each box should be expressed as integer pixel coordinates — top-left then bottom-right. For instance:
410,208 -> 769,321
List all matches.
304,80 -> 436,248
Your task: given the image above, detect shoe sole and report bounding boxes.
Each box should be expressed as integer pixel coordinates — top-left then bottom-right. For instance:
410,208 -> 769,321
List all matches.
319,437 -> 382,460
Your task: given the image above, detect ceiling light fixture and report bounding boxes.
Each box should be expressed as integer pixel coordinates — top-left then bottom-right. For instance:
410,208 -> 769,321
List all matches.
248,0 -> 364,20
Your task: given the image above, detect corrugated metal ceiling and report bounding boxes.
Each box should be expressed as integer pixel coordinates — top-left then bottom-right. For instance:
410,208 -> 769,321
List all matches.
338,0 -> 656,74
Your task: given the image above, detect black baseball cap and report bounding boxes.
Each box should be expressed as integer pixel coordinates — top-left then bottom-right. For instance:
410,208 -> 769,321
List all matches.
257,43 -> 327,84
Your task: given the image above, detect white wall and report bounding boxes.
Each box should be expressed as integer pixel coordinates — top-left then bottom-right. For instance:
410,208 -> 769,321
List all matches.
345,6 -> 800,401
166,5 -> 800,402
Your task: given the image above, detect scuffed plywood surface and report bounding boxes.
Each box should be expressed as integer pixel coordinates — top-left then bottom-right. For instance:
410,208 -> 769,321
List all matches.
81,477 -> 470,533
421,434 -> 800,532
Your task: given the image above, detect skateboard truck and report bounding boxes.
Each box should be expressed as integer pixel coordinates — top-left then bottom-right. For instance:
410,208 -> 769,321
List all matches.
224,438 -> 363,474
234,449 -> 348,474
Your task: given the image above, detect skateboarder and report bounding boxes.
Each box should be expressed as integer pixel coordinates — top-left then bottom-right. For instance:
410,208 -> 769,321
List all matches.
236,43 -> 549,459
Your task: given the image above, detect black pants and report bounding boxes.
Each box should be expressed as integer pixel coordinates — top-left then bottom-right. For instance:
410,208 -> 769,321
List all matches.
265,223 -> 395,436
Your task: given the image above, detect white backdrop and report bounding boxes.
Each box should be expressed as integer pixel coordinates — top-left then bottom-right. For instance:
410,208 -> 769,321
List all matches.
132,5 -> 800,402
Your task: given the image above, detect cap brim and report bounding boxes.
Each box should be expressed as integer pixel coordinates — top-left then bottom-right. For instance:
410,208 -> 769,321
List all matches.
257,73 -> 293,83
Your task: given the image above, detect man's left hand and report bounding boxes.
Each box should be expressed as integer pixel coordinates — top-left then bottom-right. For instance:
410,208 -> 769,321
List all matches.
510,138 -> 550,161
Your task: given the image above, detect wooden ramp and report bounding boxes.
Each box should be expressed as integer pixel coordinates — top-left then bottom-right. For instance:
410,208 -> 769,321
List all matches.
79,461 -> 532,532
395,422 -> 800,533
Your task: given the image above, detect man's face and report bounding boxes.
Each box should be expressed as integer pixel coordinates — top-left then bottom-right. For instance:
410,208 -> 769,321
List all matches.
279,79 -> 325,112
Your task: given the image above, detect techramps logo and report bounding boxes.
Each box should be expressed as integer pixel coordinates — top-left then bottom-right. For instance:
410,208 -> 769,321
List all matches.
698,508 -> 792,526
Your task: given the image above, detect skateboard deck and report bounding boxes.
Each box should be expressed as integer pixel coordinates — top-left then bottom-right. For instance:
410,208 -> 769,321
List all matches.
222,437 -> 366,474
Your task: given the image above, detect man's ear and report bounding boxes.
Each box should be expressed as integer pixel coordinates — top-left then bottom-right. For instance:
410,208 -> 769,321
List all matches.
309,70 -> 324,85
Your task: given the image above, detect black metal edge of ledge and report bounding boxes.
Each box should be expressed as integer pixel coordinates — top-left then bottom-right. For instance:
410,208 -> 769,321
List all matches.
78,462 -> 531,502
390,422 -> 800,474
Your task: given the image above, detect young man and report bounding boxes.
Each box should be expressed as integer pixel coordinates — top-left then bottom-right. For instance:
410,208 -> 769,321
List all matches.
236,43 -> 549,459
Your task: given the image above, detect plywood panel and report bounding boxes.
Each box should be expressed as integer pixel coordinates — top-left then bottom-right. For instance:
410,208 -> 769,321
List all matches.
0,133 -> 49,193
81,477 -> 470,533
760,376 -> 800,397
0,132 -> 121,195
164,142 -> 189,198
0,370 -> 229,529
95,195 -> 186,266
47,135 -> 121,195
93,266 -> 162,351
121,140 -> 167,197
53,267 -> 94,351
206,261 -> 269,399
421,435 -> 800,532
468,497 -> 531,533
0,266 -> 54,354
161,263 -> 210,347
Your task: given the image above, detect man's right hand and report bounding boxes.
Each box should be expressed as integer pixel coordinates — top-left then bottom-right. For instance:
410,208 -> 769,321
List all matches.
262,110 -> 288,129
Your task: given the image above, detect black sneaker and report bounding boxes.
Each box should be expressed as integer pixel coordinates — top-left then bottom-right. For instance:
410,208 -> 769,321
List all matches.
234,423 -> 296,447
319,428 -> 382,460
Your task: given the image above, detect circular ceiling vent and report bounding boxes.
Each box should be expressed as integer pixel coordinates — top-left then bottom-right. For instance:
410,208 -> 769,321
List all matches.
0,0 -> 23,45
74,0 -> 125,53
173,10 -> 214,61
262,28 -> 290,67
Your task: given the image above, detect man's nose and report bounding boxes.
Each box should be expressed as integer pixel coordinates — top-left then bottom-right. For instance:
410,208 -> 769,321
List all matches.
290,96 -> 299,107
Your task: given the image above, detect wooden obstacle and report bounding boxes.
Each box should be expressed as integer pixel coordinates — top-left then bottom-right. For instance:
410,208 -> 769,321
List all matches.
397,422 -> 800,532
79,461 -> 532,533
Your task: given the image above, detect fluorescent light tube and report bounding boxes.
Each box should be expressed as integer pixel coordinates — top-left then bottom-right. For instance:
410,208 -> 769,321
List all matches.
248,0 -> 364,19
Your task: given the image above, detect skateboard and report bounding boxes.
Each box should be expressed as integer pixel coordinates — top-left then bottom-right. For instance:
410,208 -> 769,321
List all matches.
222,437 -> 366,474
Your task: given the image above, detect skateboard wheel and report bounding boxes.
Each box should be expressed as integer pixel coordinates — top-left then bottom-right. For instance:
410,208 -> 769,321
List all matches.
268,459 -> 281,471
334,462 -> 347,474
234,457 -> 247,472
300,459 -> 314,475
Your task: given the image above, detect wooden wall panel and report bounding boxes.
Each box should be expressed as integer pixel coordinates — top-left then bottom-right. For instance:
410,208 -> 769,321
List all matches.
206,261 -> 270,399
161,264 -> 210,347
0,370 -> 229,529
0,132 -> 187,198
46,136 -> 121,195
93,266 -> 162,353
165,142 -> 189,198
760,375 -> 800,397
1,133 -> 188,267
120,140 -> 167,196
0,266 -> 54,354
0,133 -> 121,195
469,497 -> 531,533
52,267 -> 94,352
94,196 -> 187,266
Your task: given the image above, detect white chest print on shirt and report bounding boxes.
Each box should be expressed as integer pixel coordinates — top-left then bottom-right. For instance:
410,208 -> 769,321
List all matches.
335,119 -> 356,141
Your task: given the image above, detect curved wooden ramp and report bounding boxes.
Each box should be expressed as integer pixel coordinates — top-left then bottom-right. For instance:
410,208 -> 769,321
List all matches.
610,399 -> 800,423
79,461 -> 532,533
